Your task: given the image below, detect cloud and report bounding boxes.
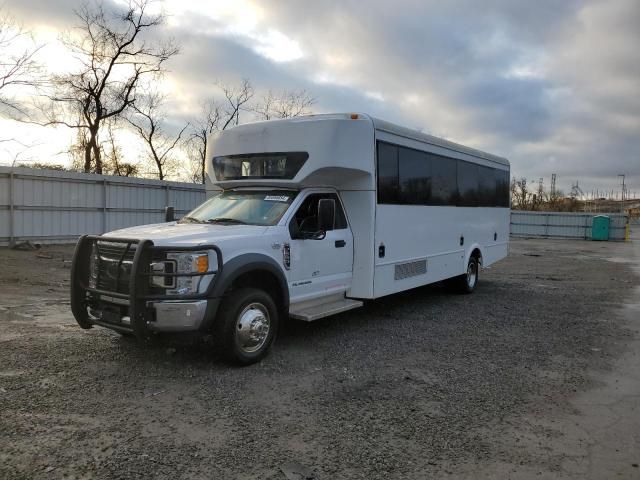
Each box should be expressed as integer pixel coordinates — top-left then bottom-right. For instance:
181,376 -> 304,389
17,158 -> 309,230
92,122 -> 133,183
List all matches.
1,0 -> 638,193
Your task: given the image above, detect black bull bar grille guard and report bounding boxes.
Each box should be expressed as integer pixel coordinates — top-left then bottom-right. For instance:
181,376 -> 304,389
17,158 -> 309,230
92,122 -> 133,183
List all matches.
70,235 -> 223,337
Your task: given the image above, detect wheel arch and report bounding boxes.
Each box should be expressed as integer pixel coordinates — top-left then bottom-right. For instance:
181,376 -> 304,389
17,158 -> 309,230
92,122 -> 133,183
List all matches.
465,244 -> 484,268
210,253 -> 289,315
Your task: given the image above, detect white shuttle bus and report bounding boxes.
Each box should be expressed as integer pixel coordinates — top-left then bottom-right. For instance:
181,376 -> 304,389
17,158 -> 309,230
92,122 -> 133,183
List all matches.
71,113 -> 510,364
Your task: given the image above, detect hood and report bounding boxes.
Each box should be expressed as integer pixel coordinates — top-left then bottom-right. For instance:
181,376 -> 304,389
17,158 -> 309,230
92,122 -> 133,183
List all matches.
104,222 -> 268,246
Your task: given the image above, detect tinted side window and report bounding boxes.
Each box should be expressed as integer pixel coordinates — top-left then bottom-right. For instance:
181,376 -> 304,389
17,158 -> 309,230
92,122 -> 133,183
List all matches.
496,169 -> 510,207
477,165 -> 495,206
399,147 -> 431,204
456,161 -> 479,207
377,142 -> 399,204
378,140 -> 508,207
430,155 -> 458,205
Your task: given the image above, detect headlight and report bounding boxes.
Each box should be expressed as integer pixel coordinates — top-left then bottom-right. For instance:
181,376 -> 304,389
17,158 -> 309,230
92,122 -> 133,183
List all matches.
88,244 -> 98,288
161,252 -> 209,295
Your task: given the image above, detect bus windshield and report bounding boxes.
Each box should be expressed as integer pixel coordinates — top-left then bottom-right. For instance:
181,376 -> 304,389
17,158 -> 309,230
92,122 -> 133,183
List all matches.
180,190 -> 298,226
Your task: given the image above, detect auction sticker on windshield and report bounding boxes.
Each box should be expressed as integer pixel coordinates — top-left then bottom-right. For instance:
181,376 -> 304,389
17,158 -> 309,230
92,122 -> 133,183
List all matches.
264,195 -> 290,202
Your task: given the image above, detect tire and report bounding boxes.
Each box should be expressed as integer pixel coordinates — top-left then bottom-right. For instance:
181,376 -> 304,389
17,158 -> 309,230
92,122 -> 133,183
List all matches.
447,256 -> 479,294
214,288 -> 279,365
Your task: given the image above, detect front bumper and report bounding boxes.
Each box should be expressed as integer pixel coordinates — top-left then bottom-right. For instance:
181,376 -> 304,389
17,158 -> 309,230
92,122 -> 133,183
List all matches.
71,235 -> 223,337
87,300 -> 209,332
151,300 -> 208,331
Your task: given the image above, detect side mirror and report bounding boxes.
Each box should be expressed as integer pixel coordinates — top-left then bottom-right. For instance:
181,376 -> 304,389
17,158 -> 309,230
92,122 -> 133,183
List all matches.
317,198 -> 336,232
164,206 -> 175,222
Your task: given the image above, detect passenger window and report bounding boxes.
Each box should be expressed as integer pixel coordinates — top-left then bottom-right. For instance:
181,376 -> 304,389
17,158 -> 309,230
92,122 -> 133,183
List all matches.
496,169 -> 510,207
399,146 -> 431,204
377,140 -> 509,208
430,155 -> 457,205
290,193 -> 347,236
456,161 -> 479,207
377,142 -> 399,204
477,165 -> 495,207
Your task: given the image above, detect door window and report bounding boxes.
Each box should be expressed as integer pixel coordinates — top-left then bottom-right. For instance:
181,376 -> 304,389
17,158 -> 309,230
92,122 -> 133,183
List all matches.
290,193 -> 347,235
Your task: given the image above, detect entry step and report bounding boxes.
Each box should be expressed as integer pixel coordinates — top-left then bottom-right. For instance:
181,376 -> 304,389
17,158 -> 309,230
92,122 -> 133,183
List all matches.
289,298 -> 363,322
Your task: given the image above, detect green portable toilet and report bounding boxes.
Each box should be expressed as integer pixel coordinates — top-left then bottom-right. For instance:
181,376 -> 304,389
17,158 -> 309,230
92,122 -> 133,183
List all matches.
592,215 -> 610,241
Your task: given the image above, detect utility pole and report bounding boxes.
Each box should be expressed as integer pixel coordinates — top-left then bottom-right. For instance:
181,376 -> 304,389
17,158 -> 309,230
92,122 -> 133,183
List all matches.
618,174 -> 625,214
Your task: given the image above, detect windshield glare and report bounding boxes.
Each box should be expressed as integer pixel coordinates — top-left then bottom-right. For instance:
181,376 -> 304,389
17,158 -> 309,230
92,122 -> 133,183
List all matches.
181,190 -> 297,226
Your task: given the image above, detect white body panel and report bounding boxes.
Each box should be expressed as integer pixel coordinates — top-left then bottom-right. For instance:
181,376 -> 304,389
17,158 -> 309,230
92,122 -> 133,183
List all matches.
287,227 -> 353,303
371,128 -> 510,298
204,114 -> 510,303
373,206 -> 509,297
99,114 -> 510,326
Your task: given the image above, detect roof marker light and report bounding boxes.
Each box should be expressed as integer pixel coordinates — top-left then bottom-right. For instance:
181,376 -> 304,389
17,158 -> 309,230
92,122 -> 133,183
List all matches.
350,113 -> 359,119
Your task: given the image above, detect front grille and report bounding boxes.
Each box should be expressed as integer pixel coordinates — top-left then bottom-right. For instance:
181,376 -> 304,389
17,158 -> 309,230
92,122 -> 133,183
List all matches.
96,242 -> 137,294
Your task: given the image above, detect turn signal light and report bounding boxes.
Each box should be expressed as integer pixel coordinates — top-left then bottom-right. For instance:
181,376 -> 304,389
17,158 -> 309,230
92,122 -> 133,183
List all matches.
196,255 -> 208,273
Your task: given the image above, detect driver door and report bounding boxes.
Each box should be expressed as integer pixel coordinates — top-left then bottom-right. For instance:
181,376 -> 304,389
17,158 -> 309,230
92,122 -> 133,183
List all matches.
287,192 -> 353,304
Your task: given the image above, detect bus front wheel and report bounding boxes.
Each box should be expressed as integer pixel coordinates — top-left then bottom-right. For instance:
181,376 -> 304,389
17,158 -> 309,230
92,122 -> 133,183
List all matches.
214,287 -> 279,365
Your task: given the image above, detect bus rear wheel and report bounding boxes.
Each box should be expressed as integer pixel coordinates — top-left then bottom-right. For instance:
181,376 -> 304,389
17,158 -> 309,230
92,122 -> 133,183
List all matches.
447,256 -> 479,294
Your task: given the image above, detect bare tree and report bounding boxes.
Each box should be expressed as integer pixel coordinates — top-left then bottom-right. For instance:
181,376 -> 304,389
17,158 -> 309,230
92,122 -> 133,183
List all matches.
0,10 -> 43,119
511,177 -> 529,210
68,121 -> 139,176
184,81 -> 252,184
186,100 -> 221,183
127,91 -> 188,180
102,121 -> 139,176
220,79 -> 254,129
253,89 -> 315,120
40,0 -> 178,174
187,81 -> 316,183
16,162 -> 69,171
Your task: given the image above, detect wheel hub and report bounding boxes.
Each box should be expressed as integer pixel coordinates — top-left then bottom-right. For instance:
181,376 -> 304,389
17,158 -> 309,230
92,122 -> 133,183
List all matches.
235,303 -> 270,353
467,262 -> 477,288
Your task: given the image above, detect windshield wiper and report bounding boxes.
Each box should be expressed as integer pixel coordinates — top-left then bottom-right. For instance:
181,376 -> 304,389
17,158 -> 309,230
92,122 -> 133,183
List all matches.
179,216 -> 204,224
206,217 -> 247,225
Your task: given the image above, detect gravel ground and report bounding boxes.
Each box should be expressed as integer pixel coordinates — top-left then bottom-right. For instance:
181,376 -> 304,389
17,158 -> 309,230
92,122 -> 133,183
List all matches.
0,237 -> 637,479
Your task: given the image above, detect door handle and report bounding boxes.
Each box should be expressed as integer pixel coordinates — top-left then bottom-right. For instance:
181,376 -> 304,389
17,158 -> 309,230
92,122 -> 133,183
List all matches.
335,240 -> 346,248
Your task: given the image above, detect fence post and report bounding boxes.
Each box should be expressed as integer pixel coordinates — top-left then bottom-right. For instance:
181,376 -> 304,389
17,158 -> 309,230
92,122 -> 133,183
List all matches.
102,179 -> 108,234
545,213 -> 550,237
585,214 -> 589,240
9,170 -> 14,247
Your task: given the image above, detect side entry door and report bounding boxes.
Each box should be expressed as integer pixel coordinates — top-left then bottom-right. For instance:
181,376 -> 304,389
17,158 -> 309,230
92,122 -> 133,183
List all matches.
287,193 -> 353,303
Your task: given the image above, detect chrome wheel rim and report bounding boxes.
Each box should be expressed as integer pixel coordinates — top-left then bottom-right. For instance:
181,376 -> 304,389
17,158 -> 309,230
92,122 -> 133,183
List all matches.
467,262 -> 478,288
235,302 -> 270,354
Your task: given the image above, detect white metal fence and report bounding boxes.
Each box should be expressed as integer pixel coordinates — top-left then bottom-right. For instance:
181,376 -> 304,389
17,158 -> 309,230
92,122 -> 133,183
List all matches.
510,210 -> 628,241
0,167 -> 630,245
0,166 -> 205,246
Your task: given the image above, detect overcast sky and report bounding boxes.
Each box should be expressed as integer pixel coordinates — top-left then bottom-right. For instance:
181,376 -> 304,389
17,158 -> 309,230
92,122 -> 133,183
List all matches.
2,0 -> 639,195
